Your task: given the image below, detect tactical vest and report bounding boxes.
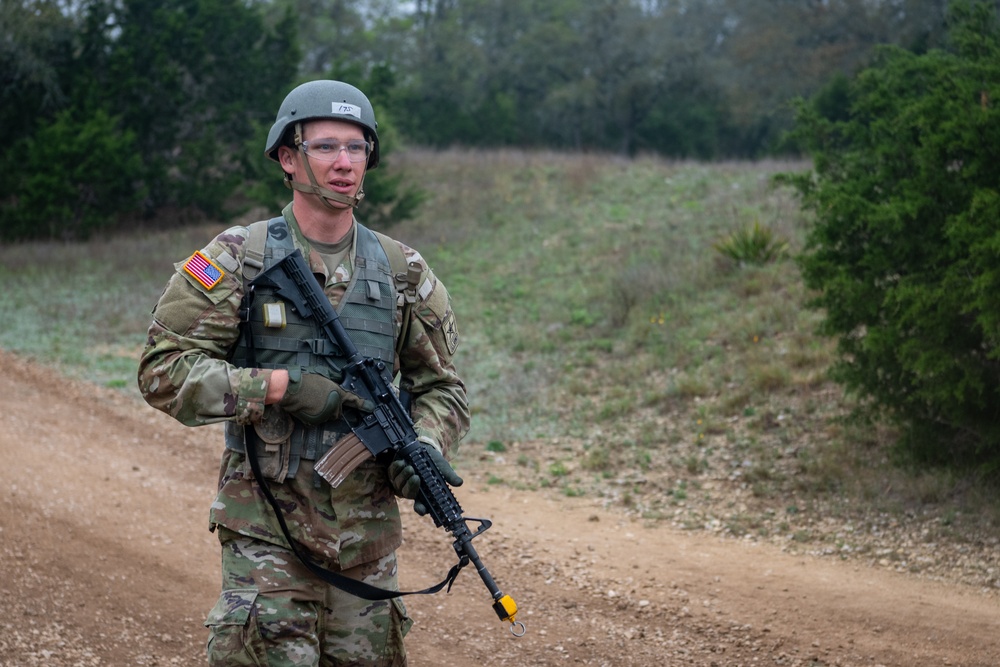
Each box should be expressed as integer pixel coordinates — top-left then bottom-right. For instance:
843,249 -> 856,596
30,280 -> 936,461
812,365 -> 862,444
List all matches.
224,216 -> 403,481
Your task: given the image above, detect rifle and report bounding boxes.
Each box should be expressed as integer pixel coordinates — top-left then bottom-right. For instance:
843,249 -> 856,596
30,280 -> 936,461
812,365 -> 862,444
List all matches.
252,248 -> 525,637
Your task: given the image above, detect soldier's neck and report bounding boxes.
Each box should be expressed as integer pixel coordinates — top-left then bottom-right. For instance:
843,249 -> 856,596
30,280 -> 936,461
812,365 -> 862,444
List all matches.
294,201 -> 355,245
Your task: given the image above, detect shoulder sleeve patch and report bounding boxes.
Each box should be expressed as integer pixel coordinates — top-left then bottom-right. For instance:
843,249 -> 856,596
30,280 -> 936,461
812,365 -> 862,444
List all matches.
183,251 -> 225,290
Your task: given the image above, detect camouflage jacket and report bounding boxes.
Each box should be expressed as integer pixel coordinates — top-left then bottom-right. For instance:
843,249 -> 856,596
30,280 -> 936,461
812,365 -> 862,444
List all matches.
137,204 -> 470,570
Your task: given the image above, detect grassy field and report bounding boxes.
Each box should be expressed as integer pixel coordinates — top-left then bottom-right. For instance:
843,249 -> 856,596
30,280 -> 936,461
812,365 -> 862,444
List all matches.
3,149 -> 997,571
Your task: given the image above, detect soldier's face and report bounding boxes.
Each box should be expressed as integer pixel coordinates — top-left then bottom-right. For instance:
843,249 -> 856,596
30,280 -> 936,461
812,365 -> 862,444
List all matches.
280,119 -> 368,207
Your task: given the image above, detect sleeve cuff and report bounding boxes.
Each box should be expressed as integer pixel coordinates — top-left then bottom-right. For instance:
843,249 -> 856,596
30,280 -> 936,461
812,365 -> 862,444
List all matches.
416,434 -> 442,454
234,367 -> 272,424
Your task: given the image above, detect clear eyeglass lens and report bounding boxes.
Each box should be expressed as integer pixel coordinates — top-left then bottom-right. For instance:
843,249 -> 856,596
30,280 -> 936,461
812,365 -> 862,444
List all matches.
302,139 -> 370,163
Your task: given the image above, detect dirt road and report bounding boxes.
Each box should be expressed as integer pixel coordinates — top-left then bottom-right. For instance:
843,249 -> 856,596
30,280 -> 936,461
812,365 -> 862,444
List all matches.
1,350 -> 998,666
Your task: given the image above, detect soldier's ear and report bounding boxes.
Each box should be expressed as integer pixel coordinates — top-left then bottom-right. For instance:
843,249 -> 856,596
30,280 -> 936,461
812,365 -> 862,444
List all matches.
277,145 -> 297,174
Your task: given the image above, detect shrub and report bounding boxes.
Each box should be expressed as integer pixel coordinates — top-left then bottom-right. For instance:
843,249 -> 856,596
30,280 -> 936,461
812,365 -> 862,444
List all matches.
2,108 -> 145,240
781,0 -> 1000,468
713,219 -> 789,266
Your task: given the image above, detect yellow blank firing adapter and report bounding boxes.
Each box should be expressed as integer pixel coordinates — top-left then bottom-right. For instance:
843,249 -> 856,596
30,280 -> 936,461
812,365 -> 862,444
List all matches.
493,594 -> 526,636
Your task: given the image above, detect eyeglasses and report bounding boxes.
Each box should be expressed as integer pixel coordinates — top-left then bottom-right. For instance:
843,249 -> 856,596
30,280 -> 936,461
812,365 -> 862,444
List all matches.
300,138 -> 371,163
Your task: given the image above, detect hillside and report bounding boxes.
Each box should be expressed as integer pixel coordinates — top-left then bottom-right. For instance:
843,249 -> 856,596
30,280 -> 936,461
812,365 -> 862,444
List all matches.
1,150 -> 998,597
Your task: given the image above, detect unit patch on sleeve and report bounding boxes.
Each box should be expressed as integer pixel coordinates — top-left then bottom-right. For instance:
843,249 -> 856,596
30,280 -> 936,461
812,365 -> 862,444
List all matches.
443,311 -> 459,355
183,251 -> 224,290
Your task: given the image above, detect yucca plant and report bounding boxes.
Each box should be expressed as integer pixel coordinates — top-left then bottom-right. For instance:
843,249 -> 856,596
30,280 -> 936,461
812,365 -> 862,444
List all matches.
713,219 -> 789,265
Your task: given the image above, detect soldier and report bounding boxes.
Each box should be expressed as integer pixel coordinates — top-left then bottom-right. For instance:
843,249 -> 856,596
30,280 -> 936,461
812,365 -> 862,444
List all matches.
137,80 -> 470,666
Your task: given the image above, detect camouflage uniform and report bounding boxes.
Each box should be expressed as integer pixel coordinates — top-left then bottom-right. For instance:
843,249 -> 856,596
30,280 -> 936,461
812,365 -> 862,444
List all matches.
138,203 -> 470,666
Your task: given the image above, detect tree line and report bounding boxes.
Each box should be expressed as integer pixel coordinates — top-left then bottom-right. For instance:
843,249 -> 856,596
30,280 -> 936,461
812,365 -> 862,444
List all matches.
1,0 -> 956,239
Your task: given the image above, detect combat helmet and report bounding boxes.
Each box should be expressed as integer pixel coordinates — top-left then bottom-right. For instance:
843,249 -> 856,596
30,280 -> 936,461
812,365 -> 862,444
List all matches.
266,80 -> 379,209
265,80 -> 380,169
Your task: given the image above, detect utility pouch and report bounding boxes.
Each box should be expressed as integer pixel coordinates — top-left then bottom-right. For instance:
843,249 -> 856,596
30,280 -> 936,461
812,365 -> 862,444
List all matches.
246,406 -> 294,483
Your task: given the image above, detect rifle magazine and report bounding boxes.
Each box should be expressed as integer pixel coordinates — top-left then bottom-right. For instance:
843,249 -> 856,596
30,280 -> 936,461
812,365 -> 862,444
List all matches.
315,432 -> 373,488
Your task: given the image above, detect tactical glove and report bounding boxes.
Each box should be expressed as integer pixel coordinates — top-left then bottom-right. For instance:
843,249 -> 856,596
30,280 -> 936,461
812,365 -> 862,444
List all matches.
279,369 -> 372,426
388,442 -> 463,516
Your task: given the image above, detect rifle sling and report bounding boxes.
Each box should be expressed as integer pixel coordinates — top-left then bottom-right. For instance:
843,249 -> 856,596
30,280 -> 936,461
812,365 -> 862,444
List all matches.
242,424 -> 466,600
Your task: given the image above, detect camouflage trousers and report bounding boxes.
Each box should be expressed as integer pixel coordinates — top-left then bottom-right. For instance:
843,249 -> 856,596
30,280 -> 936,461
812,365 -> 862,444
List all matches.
205,529 -> 412,666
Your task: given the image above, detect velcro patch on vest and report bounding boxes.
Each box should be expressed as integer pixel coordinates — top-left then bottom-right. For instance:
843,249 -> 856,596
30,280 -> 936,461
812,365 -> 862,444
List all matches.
262,302 -> 287,328
183,251 -> 224,290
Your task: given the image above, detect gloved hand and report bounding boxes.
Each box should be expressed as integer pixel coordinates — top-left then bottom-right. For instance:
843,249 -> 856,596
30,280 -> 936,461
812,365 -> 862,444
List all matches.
279,369 -> 372,426
388,442 -> 463,515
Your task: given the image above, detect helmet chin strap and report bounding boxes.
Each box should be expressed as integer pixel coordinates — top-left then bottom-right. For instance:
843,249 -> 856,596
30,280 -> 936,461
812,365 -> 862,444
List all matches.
286,122 -> 366,209
284,174 -> 365,209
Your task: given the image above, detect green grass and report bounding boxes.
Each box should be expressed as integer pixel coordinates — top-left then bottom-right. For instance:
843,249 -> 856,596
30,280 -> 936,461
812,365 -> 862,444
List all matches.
0,224 -> 230,387
3,148 -> 997,549
388,152 -> 819,443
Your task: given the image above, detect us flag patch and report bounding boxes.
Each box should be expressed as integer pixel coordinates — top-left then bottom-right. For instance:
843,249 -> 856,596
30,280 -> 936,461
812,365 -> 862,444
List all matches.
183,251 -> 224,290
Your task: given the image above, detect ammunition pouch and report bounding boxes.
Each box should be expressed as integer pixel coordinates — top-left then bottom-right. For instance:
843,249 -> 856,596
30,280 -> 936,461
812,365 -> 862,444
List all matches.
224,408 -> 354,483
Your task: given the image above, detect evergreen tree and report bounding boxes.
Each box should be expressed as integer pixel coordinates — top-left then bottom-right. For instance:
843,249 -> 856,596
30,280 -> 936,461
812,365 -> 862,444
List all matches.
0,0 -> 299,240
784,0 -> 1000,469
